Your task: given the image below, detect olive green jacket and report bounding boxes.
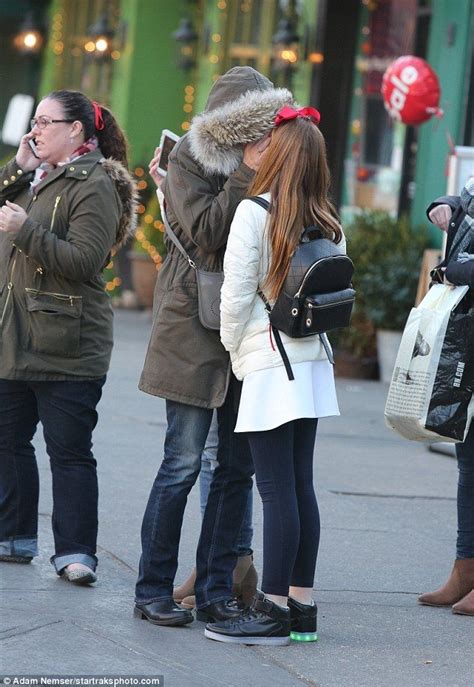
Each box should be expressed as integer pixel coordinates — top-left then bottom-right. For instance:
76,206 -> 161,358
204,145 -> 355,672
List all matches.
139,67 -> 292,407
0,149 -> 136,380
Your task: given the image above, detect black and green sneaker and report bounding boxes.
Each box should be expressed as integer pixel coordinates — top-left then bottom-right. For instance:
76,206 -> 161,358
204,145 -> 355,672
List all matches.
288,596 -> 318,642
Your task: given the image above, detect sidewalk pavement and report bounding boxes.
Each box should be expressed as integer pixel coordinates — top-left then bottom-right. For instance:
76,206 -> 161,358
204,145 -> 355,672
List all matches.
1,309 -> 472,687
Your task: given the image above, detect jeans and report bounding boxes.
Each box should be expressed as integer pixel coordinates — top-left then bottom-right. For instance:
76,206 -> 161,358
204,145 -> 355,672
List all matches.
200,411 -> 253,556
135,377 -> 254,607
456,421 -> 474,559
0,377 -> 105,572
247,418 -> 319,596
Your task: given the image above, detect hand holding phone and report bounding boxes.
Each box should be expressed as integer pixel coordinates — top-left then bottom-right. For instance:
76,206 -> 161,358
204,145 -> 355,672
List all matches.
28,138 -> 40,159
149,147 -> 165,188
15,134 -> 42,172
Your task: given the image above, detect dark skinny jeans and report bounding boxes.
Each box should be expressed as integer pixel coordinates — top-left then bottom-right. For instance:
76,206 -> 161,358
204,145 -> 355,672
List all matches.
456,421 -> 474,559
246,418 -> 320,596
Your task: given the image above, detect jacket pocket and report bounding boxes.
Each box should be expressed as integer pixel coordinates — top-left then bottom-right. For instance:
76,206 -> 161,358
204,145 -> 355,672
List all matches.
25,289 -> 82,358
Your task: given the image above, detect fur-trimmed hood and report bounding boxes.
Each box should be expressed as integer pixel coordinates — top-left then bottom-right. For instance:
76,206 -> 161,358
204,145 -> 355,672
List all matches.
189,67 -> 293,176
100,158 -> 139,248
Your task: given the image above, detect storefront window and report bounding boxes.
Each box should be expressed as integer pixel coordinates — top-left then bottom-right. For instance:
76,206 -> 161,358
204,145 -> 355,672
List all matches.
222,0 -> 279,76
343,0 -> 422,217
48,0 -> 120,104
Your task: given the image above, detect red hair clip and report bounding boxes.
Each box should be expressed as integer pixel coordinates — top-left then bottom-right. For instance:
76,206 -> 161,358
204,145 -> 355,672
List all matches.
274,105 -> 321,127
92,101 -> 105,131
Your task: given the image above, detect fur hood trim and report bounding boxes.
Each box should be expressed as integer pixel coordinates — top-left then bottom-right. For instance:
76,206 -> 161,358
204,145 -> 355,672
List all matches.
189,88 -> 293,176
100,158 -> 139,249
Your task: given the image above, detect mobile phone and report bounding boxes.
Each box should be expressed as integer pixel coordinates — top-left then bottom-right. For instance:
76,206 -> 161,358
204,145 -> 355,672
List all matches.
157,130 -> 180,176
28,138 -> 40,159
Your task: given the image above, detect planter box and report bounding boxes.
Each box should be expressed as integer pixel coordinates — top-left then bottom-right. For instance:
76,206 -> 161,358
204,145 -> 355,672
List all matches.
129,252 -> 160,309
334,351 -> 379,379
376,329 -> 403,384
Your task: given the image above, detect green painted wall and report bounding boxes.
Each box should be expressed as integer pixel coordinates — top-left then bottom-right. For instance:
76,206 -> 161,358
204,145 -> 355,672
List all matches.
38,0 -> 187,167
194,0 -> 223,114
292,0 -> 318,105
411,0 -> 473,244
37,0 -> 62,97
110,0 -> 187,166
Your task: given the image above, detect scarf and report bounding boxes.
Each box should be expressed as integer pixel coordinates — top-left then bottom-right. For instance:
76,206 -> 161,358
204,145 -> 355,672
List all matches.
30,136 -> 99,190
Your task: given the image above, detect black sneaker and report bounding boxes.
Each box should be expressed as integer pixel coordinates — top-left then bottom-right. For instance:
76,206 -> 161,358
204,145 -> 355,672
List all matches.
196,598 -> 243,622
204,594 -> 290,646
288,596 -> 318,642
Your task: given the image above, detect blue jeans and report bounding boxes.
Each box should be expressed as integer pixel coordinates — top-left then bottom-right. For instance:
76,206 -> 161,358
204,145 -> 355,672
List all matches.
456,421 -> 474,559
135,377 -> 254,608
0,377 -> 105,572
200,411 -> 253,556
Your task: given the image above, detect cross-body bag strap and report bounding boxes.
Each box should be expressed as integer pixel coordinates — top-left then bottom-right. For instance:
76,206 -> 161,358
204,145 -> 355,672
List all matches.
162,203 -> 197,270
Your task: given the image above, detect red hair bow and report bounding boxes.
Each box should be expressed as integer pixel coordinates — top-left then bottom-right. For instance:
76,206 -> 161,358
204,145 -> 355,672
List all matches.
92,101 -> 105,131
274,105 -> 321,127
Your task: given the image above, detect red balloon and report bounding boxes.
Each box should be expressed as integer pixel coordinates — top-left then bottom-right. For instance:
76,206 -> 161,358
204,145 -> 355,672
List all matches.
381,56 -> 442,125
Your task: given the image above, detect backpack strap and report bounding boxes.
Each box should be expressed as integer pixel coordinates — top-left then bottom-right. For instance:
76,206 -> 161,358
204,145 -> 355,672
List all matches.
248,196 -> 270,211
258,288 -> 295,381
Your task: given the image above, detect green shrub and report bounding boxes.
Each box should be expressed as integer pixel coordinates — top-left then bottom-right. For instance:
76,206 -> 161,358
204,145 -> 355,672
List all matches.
345,210 -> 430,331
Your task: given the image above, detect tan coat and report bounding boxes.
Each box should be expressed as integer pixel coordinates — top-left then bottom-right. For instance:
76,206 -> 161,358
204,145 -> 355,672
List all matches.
139,67 -> 292,407
0,150 -> 136,380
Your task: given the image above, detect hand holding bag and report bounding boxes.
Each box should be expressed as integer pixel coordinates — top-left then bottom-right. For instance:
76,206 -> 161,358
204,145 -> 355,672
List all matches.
162,206 -> 223,331
384,284 -> 473,443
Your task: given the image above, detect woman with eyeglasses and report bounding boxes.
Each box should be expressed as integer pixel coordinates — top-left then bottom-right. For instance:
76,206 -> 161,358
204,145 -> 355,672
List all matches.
0,90 -> 137,585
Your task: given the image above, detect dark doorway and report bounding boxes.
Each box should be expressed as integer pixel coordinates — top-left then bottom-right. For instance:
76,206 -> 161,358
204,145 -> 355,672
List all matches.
312,0 -> 360,208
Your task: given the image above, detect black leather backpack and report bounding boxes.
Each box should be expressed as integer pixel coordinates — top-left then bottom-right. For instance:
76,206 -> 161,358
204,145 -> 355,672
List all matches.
249,196 -> 356,379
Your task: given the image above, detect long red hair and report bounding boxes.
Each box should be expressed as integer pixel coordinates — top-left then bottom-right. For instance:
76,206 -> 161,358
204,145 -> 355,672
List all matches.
248,117 -> 342,300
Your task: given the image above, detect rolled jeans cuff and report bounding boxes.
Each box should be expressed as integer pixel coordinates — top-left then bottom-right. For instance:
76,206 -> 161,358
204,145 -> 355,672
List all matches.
51,553 -> 98,574
0,537 -> 38,558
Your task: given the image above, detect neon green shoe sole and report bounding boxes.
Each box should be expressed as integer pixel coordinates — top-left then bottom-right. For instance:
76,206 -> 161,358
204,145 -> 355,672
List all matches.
290,631 -> 318,642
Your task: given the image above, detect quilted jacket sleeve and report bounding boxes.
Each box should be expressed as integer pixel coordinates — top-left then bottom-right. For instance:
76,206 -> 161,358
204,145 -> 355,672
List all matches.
220,200 -> 262,353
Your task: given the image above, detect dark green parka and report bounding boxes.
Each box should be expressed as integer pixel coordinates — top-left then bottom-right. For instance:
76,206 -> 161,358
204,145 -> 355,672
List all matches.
139,67 -> 292,407
0,149 -> 137,380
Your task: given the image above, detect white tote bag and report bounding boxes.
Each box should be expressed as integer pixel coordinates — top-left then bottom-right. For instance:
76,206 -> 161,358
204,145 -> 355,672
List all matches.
384,284 -> 473,443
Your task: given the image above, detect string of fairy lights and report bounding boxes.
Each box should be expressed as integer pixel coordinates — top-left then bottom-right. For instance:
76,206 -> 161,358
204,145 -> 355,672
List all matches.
104,165 -> 165,293
106,0 -> 228,293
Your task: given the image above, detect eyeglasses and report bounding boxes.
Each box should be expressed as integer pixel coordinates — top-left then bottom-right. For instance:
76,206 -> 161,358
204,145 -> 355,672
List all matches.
30,117 -> 74,130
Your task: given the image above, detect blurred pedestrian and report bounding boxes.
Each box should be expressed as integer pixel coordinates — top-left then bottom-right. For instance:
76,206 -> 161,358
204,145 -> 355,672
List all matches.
206,106 -> 343,645
0,90 -> 137,584
134,67 -> 292,627
418,178 -> 474,616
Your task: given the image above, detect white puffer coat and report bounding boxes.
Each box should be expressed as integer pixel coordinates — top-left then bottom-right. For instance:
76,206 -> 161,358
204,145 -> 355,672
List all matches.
220,193 -> 346,380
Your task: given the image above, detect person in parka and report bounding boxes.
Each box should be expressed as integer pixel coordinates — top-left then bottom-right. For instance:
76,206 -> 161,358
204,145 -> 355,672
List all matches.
418,178 -> 474,616
134,67 -> 293,627
0,91 -> 137,584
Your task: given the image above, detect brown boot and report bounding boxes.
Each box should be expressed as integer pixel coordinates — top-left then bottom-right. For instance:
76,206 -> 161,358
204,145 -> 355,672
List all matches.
180,595 -> 196,609
418,559 -> 474,606
452,590 -> 474,616
173,567 -> 196,603
232,554 -> 258,607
